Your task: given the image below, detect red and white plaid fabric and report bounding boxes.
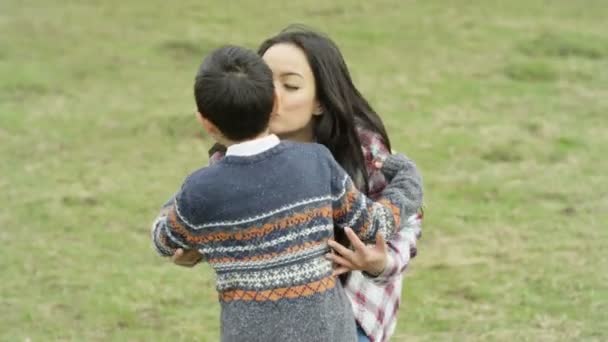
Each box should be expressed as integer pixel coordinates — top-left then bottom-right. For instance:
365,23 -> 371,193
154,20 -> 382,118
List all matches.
348,126 -> 422,342
345,213 -> 421,342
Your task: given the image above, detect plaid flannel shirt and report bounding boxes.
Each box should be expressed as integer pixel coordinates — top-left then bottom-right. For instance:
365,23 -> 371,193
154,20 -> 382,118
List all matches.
345,126 -> 422,342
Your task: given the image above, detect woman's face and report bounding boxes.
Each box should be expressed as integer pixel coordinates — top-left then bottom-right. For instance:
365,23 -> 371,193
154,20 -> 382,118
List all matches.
262,43 -> 322,142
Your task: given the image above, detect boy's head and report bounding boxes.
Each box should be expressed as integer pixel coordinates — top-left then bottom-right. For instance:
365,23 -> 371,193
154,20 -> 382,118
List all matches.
194,45 -> 275,142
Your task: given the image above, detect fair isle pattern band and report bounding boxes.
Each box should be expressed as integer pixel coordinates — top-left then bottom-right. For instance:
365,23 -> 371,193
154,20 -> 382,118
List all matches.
151,215 -> 173,256
345,193 -> 366,228
216,257 -> 333,291
220,276 -> 337,302
171,206 -> 334,244
370,201 -> 394,240
212,242 -> 329,272
197,224 -> 333,254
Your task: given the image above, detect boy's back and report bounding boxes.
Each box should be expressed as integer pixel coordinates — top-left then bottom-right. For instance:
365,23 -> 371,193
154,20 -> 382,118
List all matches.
181,141 -> 332,227
171,140 -> 356,342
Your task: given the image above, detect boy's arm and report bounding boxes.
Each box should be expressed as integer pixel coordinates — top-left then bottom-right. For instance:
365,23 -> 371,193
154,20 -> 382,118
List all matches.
329,150 -> 419,244
357,128 -> 424,283
368,212 -> 422,283
378,152 -> 423,219
151,191 -> 201,257
365,153 -> 423,283
328,156 -> 423,283
160,149 -> 225,264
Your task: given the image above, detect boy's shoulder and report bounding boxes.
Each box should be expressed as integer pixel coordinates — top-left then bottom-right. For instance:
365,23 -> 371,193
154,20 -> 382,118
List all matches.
284,141 -> 332,159
282,142 -> 339,174
175,164 -> 228,217
180,163 -> 225,195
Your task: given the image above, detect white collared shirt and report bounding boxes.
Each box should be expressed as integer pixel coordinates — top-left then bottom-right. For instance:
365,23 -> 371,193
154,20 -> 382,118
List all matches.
225,134 -> 280,157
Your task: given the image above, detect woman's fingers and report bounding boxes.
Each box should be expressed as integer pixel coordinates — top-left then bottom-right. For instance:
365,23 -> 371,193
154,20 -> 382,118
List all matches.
327,239 -> 355,259
344,227 -> 367,251
325,252 -> 355,270
326,230 -> 390,275
332,266 -> 351,276
374,232 -> 387,253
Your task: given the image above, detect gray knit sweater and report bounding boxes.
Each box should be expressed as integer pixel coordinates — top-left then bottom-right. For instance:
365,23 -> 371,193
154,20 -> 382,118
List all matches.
152,141 -> 418,342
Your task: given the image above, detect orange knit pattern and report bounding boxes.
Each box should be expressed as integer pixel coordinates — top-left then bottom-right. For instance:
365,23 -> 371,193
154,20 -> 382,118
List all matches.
169,205 -> 333,244
332,186 -> 358,221
220,276 -> 336,302
378,198 -> 401,228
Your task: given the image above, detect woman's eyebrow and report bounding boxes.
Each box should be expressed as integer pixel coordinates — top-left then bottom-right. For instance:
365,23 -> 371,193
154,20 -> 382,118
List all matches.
279,71 -> 304,78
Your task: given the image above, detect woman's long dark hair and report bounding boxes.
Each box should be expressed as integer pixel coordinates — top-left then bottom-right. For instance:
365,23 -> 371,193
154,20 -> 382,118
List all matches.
258,24 -> 391,194
259,25 -> 393,282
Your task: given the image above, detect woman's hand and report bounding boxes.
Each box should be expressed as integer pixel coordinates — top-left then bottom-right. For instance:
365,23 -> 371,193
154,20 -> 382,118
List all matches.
171,248 -> 203,267
325,227 -> 389,277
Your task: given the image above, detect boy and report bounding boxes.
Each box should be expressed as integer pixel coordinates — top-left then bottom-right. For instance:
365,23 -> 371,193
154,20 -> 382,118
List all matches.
152,45 -> 413,342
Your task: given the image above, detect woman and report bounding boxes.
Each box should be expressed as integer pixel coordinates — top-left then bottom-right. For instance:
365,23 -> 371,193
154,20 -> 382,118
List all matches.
173,25 -> 423,342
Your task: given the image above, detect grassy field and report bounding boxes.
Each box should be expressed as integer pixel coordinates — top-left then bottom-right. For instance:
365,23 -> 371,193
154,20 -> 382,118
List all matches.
1,0 -> 607,341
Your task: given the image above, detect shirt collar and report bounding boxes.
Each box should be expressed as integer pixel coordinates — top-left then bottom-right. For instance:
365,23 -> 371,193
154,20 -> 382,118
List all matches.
225,134 -> 280,157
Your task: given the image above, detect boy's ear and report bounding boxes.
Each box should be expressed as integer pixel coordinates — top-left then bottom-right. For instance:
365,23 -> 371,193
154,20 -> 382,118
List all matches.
196,112 -> 218,136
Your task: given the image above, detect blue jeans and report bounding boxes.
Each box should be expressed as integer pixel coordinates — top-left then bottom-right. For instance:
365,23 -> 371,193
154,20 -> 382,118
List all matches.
356,324 -> 371,342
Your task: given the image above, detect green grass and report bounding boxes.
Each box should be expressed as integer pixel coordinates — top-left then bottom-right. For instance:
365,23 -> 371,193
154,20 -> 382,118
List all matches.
2,0 -> 607,341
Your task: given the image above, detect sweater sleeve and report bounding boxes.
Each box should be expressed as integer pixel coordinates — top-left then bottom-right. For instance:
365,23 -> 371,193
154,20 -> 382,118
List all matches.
151,184 -> 205,257
356,127 -> 424,283
151,205 -> 197,258
363,153 -> 423,283
152,149 -> 225,257
326,147 -> 419,244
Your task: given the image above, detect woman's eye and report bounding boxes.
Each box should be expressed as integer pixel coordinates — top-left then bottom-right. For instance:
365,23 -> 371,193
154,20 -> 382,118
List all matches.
284,84 -> 299,91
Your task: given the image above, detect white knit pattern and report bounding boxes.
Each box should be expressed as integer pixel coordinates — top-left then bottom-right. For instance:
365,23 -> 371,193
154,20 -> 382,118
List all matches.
162,218 -> 190,249
197,224 -> 333,254
371,202 -> 393,240
216,257 -> 332,290
213,243 -> 329,272
344,193 -> 366,228
151,215 -> 171,255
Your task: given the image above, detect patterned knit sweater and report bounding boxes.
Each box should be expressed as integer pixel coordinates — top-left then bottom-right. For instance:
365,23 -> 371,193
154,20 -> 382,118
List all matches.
152,141 -> 413,342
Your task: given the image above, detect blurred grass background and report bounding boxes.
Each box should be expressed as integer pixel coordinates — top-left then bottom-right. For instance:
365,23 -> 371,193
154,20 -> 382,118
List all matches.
1,0 -> 607,341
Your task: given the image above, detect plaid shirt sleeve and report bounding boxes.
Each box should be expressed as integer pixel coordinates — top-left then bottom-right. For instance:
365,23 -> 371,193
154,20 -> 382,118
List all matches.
368,213 -> 422,284
357,127 -> 423,285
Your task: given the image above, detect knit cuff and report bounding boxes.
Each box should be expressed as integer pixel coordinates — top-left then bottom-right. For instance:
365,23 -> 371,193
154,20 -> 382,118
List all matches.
380,153 -> 411,180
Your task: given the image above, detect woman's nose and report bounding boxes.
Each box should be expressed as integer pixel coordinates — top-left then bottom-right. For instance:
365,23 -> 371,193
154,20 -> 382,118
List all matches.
272,86 -> 282,114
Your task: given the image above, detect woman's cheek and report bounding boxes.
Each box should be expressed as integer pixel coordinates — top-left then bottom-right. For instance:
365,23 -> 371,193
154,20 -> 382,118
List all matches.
268,116 -> 286,134
271,90 -> 317,134
284,94 -> 315,124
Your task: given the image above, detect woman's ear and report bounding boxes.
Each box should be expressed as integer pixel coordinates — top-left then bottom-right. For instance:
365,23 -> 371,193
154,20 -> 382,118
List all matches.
312,101 -> 324,116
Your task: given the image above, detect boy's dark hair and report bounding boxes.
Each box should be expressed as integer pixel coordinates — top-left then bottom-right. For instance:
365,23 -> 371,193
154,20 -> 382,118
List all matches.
194,45 -> 274,141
